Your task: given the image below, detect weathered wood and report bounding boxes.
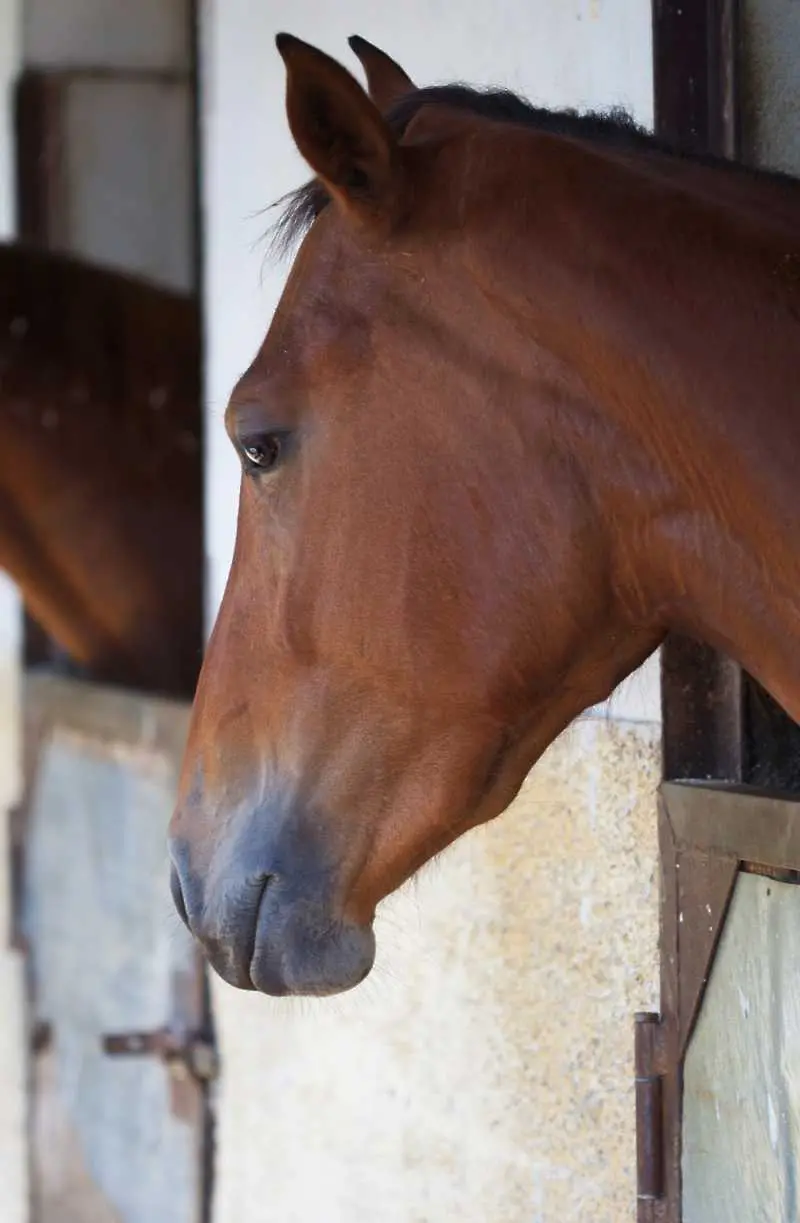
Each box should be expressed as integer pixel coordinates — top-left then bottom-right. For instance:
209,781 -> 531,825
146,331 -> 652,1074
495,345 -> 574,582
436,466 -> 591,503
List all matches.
683,873 -> 800,1222
656,781 -> 800,1221
656,787 -> 741,1221
662,781 -> 800,871
654,0 -> 750,791
660,639 -> 744,784
20,675 -> 209,1223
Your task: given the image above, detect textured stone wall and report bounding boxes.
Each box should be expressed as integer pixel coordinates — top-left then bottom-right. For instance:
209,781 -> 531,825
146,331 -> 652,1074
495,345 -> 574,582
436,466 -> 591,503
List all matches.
211,717 -> 660,1223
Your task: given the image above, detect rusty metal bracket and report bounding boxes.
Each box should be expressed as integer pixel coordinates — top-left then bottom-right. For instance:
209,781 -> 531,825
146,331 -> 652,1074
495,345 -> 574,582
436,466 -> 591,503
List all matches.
30,1019 -> 52,1054
102,1026 -> 219,1083
635,1011 -> 665,1212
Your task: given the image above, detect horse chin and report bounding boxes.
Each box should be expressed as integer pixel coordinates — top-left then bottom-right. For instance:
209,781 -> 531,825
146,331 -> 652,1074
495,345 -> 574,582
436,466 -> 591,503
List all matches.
224,879 -> 376,997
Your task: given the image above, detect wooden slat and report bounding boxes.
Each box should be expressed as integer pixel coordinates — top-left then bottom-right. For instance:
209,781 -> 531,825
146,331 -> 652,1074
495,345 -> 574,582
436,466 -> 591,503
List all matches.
683,874 -> 800,1221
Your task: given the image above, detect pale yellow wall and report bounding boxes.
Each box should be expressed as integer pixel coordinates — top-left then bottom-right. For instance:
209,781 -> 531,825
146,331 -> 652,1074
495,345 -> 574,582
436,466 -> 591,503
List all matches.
200,4 -> 660,1221
211,718 -> 660,1223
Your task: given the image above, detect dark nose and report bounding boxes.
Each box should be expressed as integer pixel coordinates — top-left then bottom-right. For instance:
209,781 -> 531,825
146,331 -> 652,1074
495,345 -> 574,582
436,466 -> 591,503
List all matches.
169,842 -> 273,990
170,864 -> 189,926
167,833 -> 375,997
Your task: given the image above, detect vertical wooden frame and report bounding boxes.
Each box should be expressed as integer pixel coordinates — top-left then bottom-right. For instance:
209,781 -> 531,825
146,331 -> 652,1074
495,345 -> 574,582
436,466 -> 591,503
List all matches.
648,6 -> 742,1219
652,0 -> 744,786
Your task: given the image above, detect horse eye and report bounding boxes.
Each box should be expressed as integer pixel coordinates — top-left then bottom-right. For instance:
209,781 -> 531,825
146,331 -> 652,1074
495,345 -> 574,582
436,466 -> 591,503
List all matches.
241,433 -> 283,473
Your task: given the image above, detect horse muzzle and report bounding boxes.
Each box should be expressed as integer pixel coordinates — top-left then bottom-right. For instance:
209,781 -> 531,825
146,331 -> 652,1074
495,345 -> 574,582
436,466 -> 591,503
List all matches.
168,830 -> 376,997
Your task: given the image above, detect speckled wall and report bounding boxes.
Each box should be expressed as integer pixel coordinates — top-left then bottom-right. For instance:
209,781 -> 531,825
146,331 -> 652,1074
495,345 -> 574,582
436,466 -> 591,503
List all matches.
210,717 -> 660,1223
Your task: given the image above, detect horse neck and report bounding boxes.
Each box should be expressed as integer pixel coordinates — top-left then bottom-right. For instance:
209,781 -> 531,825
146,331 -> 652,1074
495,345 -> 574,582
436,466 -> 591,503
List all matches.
0,243 -> 202,692
490,135 -> 800,718
0,385 -> 194,690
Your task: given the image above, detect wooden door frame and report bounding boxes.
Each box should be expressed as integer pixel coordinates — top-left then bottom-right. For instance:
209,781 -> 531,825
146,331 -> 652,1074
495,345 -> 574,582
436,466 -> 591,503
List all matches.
649,6 -> 743,1217
641,782 -> 800,1222
653,0 -> 744,785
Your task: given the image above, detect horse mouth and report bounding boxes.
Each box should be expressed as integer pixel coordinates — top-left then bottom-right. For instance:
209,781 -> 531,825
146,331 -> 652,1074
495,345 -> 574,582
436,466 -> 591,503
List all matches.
248,884 -> 377,996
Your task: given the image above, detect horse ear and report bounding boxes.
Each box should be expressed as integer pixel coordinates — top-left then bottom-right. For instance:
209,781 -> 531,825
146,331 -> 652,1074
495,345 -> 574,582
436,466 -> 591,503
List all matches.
275,33 -> 404,226
348,36 -> 416,111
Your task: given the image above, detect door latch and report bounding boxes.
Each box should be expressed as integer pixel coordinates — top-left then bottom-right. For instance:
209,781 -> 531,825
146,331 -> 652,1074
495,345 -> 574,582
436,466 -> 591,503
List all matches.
101,1027 -> 218,1083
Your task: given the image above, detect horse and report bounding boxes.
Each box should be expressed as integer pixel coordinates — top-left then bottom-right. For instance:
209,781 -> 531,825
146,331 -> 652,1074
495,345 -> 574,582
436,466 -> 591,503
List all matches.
0,241 -> 203,696
169,34 -> 800,996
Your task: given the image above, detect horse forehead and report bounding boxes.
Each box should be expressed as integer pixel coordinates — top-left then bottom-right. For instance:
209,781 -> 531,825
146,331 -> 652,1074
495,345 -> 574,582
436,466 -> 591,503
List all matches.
252,281 -> 384,388
240,224 -> 413,401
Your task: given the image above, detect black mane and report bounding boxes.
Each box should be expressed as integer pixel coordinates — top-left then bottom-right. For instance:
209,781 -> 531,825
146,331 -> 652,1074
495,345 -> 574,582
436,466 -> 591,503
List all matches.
269,80 -> 796,257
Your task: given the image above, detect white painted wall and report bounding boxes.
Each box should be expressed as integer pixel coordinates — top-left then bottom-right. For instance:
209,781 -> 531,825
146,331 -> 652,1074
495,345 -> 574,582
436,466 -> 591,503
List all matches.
201,4 -> 659,1221
741,0 -> 800,174
202,0 -> 654,661
0,2 -> 28,1219
24,0 -> 191,71
22,0 -> 196,291
0,0 -> 20,234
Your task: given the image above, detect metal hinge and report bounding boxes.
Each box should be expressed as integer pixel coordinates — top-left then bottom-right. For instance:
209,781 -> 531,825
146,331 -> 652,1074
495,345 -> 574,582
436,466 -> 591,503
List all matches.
635,1012 -> 665,1209
102,1026 -> 219,1083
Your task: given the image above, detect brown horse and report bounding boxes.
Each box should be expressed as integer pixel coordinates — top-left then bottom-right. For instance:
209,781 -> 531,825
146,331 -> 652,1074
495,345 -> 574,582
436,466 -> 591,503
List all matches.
169,35 -> 800,996
0,241 -> 202,695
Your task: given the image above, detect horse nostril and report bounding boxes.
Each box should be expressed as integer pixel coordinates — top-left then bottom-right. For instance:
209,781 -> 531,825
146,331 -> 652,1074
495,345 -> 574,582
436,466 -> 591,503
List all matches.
251,872 -> 276,929
170,865 -> 190,928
